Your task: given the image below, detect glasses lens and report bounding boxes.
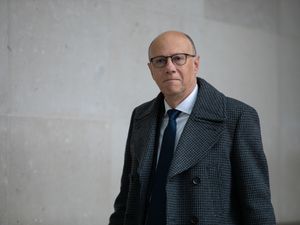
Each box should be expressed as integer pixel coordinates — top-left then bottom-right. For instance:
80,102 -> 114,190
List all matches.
171,54 -> 186,66
152,57 -> 167,68
151,54 -> 194,68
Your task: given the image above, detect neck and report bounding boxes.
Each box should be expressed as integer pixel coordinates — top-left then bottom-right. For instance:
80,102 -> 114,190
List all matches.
164,97 -> 182,109
164,84 -> 196,108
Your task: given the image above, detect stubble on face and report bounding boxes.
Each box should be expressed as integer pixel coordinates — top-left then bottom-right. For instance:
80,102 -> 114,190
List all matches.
148,31 -> 199,107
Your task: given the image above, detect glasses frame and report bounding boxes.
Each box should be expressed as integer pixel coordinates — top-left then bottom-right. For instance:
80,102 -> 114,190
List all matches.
149,53 -> 196,68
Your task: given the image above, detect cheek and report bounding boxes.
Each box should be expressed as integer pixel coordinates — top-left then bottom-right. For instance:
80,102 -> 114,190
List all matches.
151,69 -> 164,80
149,66 -> 158,81
182,68 -> 194,81
152,74 -> 162,85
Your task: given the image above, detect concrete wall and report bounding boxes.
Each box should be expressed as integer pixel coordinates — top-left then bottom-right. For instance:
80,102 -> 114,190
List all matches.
0,0 -> 299,224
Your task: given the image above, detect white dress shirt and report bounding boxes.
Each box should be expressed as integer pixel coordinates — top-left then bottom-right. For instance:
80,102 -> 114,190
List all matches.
156,84 -> 198,162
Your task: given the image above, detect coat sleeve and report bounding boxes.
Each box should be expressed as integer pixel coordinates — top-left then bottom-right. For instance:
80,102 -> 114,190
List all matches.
232,106 -> 276,225
108,110 -> 135,225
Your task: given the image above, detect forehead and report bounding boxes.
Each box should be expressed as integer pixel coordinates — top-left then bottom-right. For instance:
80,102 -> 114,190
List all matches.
149,34 -> 193,57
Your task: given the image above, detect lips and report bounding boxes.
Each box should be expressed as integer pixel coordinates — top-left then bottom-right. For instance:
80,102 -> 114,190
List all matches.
163,79 -> 180,83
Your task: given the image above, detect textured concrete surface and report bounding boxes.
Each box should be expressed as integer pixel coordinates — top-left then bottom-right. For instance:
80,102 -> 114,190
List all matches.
204,0 -> 280,33
0,0 -> 300,224
1,116 -> 111,225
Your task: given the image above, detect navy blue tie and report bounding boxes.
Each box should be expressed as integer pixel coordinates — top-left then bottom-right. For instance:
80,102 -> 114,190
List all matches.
146,109 -> 181,225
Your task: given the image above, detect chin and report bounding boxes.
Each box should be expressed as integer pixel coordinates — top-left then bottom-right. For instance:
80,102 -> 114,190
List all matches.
163,89 -> 184,97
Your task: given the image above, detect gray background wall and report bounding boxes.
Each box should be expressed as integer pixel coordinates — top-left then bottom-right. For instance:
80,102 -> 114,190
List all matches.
0,0 -> 299,224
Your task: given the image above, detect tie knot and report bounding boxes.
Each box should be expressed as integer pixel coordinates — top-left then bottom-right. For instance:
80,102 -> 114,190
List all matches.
167,109 -> 181,120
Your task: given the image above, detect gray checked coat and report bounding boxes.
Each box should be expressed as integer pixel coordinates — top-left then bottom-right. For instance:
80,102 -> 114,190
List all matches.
109,78 -> 276,225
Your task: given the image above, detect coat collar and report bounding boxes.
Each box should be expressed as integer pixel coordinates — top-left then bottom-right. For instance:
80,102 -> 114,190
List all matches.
135,77 -> 226,120
191,77 -> 226,122
133,93 -> 164,176
134,78 -> 227,178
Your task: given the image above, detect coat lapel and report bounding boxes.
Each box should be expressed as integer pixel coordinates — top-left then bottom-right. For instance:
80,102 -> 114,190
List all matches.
133,94 -> 164,185
169,78 -> 227,178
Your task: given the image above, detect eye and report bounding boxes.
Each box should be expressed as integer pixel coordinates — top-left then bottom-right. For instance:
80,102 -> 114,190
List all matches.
153,57 -> 166,65
172,54 -> 185,62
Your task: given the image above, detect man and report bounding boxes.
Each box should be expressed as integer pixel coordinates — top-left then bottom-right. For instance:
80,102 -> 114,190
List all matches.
109,31 -> 276,225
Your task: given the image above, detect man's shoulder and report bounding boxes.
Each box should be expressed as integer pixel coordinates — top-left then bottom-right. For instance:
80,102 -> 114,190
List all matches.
226,96 -> 257,112
196,78 -> 259,120
223,96 -> 260,126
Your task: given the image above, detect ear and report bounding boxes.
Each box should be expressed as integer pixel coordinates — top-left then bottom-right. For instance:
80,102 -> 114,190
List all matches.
193,55 -> 200,75
148,62 -> 155,80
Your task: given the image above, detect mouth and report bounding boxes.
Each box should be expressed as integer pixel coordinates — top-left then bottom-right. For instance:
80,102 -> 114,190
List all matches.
163,79 -> 180,83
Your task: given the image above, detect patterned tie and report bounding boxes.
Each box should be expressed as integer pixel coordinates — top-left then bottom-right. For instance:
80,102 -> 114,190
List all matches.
146,109 -> 181,225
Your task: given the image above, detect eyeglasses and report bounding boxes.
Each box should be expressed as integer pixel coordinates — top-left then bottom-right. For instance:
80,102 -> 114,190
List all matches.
150,53 -> 196,68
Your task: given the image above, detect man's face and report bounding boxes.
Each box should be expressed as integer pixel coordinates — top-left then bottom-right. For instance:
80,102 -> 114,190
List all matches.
148,33 -> 199,102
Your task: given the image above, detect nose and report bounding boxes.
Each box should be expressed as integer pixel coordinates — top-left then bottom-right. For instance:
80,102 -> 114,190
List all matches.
165,57 -> 176,74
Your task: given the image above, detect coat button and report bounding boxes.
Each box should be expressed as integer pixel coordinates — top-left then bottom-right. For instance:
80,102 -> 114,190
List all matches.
192,177 -> 200,185
190,216 -> 199,224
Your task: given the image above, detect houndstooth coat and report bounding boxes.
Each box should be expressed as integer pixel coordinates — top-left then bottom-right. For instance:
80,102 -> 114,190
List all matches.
109,78 -> 276,225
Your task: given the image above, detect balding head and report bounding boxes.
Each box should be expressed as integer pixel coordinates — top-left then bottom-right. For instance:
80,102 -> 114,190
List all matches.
148,31 -> 197,60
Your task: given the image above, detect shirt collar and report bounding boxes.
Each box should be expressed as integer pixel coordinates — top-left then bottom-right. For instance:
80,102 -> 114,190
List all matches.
164,84 -> 198,115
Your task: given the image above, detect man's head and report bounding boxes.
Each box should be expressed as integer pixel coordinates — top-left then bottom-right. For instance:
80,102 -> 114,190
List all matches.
148,31 -> 200,107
